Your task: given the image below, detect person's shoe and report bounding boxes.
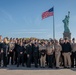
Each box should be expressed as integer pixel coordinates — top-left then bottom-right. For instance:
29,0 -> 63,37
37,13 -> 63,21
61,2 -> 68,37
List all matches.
48,66 -> 51,68
15,63 -> 17,65
17,65 -> 19,67
22,65 -> 25,67
40,66 -> 43,68
50,66 -> 53,68
64,66 -> 67,68
11,63 -> 13,65
35,66 -> 38,68
27,66 -> 31,68
5,65 -> 7,67
43,67 -> 45,68
67,67 -> 71,69
71,66 -> 74,68
56,67 -> 59,69
71,65 -> 74,68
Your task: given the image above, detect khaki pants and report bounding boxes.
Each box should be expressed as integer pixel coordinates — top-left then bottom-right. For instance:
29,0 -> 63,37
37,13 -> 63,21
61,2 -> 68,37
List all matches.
63,52 -> 71,67
55,52 -> 61,67
40,55 -> 46,67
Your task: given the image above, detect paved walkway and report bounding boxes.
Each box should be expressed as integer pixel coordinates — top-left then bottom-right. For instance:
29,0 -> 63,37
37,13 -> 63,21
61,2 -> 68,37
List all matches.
0,65 -> 76,75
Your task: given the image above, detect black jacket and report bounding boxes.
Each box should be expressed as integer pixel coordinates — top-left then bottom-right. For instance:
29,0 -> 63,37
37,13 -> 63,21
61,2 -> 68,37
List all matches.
33,45 -> 39,56
2,43 -> 9,54
16,45 -> 25,54
62,42 -> 72,53
26,44 -> 32,55
14,43 -> 19,52
0,42 -> 2,51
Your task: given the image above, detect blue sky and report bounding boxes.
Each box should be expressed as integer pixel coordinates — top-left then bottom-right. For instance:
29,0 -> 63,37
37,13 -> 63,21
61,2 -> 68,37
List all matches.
0,0 -> 76,39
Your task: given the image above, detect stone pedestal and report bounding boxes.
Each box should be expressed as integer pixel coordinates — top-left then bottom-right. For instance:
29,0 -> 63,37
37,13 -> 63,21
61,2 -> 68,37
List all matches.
63,32 -> 71,39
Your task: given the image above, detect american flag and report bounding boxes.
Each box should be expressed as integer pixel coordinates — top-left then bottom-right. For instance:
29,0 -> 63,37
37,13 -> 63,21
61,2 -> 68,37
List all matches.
42,7 -> 54,19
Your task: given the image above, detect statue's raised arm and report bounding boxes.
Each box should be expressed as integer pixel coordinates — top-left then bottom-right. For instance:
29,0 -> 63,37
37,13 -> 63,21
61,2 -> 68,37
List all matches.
68,11 -> 70,17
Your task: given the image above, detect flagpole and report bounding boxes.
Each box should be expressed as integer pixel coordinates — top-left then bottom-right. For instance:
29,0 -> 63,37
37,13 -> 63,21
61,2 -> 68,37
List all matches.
53,7 -> 55,39
42,7 -> 55,39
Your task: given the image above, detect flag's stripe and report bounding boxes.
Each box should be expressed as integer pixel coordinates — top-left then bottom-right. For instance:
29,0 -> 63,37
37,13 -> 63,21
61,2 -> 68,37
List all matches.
42,7 -> 54,19
42,11 -> 53,19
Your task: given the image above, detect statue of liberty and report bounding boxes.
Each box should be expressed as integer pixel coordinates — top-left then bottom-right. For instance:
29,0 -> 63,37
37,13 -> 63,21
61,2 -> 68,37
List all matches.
63,11 -> 70,33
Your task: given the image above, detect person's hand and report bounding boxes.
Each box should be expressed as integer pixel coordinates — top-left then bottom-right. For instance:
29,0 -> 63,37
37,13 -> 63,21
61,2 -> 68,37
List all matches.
27,54 -> 29,57
62,53 -> 64,56
69,52 -> 71,55
20,52 -> 23,54
10,50 -> 12,52
1,49 -> 3,53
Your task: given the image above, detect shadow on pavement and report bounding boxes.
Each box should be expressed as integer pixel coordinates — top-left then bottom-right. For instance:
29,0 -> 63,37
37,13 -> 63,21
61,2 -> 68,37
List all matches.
0,65 -> 76,71
0,65 -> 60,70
71,68 -> 76,71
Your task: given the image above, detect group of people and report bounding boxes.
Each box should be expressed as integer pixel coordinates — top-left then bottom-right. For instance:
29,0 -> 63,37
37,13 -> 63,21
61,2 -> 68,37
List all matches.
0,35 -> 76,69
